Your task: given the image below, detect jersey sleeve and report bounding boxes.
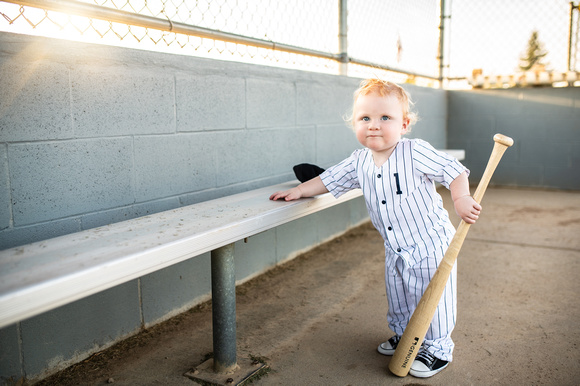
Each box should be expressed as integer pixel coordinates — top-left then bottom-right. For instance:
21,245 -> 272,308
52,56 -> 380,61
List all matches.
412,139 -> 469,189
319,150 -> 361,198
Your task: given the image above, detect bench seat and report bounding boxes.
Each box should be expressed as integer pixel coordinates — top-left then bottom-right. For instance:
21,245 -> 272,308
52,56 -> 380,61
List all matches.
0,182 -> 362,329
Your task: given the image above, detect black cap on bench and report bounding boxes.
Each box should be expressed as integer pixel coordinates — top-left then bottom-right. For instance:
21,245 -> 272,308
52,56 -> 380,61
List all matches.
293,163 -> 325,183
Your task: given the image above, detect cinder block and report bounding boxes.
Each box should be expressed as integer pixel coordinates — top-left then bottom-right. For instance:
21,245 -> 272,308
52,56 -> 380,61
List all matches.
574,97 -> 580,119
315,124 -> 359,167
511,164 -> 544,187
296,82 -> 353,125
348,196 -> 370,226
316,202 -> 353,242
20,280 -> 140,379
447,116 -> 496,142
495,115 -> 532,138
80,196 -> 181,230
214,129 -> 281,186
410,86 -> 447,118
521,89 -> 575,117
448,90 -> 485,117
490,90 -> 524,117
268,127 -> 316,176
246,78 -> 295,128
178,174 -> 292,208
0,61 -> 72,142
411,117 -> 446,148
519,138 -> 569,168
70,68 -> 175,137
0,324 -> 22,383
140,253 -> 211,326
458,139 -> 496,181
551,117 -> 580,143
0,218 -> 80,250
235,229 -> 277,282
544,164 -> 580,190
133,133 -> 217,202
176,75 -> 245,132
467,91 -> 497,117
8,138 -> 133,225
275,216 -> 320,263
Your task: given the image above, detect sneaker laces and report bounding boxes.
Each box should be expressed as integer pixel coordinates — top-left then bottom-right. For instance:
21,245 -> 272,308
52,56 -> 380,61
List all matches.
389,335 -> 401,346
416,349 -> 436,363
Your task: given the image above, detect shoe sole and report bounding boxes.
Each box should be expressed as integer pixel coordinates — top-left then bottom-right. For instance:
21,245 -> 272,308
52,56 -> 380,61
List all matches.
409,362 -> 449,378
377,345 -> 395,356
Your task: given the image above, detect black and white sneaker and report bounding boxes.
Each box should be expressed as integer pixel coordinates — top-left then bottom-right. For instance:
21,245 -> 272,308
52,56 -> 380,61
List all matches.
409,348 -> 449,378
377,335 -> 401,356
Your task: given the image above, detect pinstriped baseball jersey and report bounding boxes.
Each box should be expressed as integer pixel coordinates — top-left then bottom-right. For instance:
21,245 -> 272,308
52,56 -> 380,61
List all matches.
320,138 -> 468,268
320,138 -> 467,361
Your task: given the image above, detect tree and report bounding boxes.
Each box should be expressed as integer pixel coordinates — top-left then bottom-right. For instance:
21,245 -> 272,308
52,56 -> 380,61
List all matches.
519,30 -> 548,72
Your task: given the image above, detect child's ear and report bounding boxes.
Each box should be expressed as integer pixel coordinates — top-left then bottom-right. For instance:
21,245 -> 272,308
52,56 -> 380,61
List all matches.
401,118 -> 410,134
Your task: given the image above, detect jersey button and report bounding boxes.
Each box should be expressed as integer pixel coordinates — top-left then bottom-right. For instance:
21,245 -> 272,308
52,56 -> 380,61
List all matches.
388,226 -> 392,231
382,200 -> 386,204
397,248 -> 402,252
377,174 -> 382,178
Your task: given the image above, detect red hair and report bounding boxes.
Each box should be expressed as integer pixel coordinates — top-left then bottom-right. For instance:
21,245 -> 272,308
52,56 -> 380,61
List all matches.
346,78 -> 418,130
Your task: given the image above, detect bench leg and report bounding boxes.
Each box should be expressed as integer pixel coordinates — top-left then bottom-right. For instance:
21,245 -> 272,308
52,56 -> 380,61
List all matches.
185,242 -> 267,384
211,243 -> 238,373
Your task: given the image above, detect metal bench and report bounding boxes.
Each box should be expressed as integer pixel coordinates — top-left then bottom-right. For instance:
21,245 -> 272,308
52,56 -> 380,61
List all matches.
0,180 -> 362,384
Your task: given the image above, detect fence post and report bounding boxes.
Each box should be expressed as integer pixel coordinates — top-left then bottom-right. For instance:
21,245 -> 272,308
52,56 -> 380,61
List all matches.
438,0 -> 447,88
568,1 -> 579,72
339,0 -> 348,76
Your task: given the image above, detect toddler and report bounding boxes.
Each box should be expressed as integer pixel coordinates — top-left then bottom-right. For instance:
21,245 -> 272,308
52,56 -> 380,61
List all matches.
270,78 -> 481,378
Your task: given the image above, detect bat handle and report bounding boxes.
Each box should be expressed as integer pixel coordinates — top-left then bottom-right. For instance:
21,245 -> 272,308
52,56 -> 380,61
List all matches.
493,133 -> 514,147
472,134 -> 514,203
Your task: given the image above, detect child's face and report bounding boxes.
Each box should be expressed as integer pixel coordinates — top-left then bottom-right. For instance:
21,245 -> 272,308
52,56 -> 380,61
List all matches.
353,91 -> 409,160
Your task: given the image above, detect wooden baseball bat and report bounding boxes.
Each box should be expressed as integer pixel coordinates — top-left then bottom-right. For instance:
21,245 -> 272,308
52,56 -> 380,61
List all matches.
388,133 -> 514,377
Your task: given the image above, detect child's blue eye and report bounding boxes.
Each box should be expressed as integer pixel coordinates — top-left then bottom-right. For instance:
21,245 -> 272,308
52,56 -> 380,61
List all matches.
362,117 -> 370,121
381,116 -> 390,121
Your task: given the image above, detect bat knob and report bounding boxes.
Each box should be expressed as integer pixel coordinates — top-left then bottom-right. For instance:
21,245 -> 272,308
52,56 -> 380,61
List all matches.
493,133 -> 514,147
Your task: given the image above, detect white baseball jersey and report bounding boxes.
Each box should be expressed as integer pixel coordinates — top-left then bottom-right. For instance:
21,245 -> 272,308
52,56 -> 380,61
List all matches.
319,137 -> 468,361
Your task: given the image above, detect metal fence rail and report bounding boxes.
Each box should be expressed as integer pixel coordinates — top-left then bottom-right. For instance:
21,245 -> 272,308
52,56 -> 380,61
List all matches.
0,0 -> 578,88
570,2 -> 580,72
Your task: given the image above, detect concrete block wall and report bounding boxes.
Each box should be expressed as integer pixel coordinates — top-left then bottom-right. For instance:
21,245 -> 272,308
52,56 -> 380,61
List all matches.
0,33 -> 363,250
0,32 -> 449,383
447,88 -> 580,190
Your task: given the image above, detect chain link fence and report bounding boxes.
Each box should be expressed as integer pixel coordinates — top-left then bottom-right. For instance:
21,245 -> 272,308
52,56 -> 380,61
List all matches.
0,0 -> 578,88
446,0 -> 578,88
0,0 -> 343,74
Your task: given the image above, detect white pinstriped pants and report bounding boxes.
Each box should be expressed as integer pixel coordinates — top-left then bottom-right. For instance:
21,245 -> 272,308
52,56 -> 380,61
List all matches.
385,253 -> 457,362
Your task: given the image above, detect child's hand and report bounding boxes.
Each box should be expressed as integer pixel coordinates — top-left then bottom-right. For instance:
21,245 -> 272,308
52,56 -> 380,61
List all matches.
453,195 -> 482,224
269,187 -> 303,201
270,177 -> 328,201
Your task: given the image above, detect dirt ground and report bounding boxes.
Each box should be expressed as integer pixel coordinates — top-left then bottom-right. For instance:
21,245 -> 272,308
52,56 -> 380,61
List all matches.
36,187 -> 580,386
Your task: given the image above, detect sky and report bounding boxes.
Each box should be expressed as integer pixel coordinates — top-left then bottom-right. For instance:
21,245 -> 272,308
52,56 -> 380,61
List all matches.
446,0 -> 573,77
